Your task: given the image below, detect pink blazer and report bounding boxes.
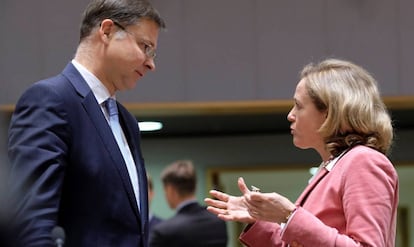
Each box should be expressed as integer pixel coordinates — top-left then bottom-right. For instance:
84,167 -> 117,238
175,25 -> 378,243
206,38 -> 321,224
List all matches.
240,145 -> 399,247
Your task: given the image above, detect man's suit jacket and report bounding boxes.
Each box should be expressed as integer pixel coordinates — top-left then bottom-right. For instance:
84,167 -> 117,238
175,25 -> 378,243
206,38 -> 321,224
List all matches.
149,202 -> 228,247
239,145 -> 398,247
8,63 -> 149,247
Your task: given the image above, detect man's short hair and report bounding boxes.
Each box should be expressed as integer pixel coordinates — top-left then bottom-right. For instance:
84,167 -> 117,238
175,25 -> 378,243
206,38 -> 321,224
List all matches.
161,160 -> 196,196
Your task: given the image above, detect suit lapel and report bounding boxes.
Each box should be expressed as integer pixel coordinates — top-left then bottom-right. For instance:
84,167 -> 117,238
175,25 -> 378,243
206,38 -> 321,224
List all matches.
118,107 -> 149,230
295,167 -> 329,206
62,63 -> 141,222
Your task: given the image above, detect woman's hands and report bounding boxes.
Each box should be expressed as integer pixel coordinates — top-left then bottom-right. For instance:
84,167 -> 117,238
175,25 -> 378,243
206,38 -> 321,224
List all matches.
205,177 -> 255,224
205,177 -> 296,224
246,189 -> 296,224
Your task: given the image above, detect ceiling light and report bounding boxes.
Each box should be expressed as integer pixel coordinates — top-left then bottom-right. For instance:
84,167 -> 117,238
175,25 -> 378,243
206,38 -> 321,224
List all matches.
138,121 -> 163,132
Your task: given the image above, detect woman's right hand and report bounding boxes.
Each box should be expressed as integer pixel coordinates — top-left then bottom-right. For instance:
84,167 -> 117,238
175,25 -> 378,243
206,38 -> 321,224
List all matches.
204,177 -> 256,224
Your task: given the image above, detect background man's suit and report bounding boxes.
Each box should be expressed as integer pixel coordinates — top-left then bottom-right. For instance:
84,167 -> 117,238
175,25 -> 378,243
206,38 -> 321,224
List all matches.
8,63 -> 149,247
149,201 -> 228,247
149,214 -> 163,233
148,214 -> 163,241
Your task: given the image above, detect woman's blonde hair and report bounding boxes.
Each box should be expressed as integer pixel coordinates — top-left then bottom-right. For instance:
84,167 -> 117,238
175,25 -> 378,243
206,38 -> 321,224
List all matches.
300,58 -> 393,156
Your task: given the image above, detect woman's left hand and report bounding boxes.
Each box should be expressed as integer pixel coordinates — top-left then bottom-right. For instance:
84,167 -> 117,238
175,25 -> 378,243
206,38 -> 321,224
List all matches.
244,191 -> 296,224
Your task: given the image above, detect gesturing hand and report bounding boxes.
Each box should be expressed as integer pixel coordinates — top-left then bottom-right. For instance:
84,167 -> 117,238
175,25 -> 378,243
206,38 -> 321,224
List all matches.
244,190 -> 296,224
204,177 -> 256,224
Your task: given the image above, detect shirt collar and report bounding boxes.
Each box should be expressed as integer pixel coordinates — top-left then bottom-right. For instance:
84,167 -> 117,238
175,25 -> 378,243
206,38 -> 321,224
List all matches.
71,59 -> 113,104
324,149 -> 349,171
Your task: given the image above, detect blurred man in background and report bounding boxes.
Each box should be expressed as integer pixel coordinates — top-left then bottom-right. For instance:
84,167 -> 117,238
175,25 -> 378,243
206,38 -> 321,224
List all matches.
149,160 -> 228,247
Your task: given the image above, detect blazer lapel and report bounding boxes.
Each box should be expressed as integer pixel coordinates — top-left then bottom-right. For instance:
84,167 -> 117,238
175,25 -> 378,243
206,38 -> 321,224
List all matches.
295,149 -> 351,206
295,167 -> 329,206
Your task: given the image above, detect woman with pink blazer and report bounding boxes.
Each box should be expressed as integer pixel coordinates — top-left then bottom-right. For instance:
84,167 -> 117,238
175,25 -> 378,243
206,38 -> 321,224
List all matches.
205,59 -> 398,247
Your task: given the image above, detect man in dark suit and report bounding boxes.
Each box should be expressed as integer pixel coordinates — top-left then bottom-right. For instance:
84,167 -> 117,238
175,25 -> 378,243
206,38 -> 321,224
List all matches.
149,160 -> 228,247
7,0 -> 165,246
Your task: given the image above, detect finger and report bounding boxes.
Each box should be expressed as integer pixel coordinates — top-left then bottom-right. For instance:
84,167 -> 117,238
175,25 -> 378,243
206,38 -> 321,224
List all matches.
217,214 -> 235,222
204,198 -> 216,207
209,190 -> 230,202
206,206 -> 228,216
238,177 -> 250,194
204,198 -> 228,209
216,210 -> 257,224
216,210 -> 241,222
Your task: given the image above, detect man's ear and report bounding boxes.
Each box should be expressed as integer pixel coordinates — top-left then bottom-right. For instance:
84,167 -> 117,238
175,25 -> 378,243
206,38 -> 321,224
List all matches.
99,19 -> 115,41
